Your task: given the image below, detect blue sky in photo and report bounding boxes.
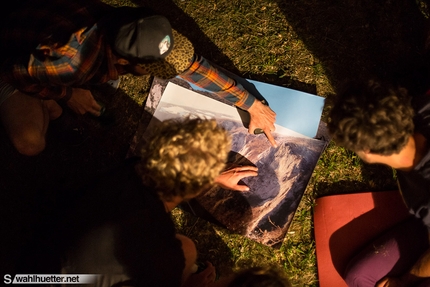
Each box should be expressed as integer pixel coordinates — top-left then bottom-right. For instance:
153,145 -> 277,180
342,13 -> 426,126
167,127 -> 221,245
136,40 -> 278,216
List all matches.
184,78 -> 325,138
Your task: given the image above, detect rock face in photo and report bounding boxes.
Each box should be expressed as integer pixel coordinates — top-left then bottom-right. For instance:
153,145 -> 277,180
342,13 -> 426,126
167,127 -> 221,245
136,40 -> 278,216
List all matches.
130,77 -> 327,247
196,119 -> 325,247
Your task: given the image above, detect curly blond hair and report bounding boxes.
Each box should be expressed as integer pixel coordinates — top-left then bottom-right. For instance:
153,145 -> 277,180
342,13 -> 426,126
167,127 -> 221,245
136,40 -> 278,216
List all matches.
136,117 -> 231,201
328,80 -> 414,155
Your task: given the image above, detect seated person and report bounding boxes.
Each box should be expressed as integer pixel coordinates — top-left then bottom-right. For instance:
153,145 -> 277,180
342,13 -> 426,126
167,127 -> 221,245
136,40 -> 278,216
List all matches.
327,79 -> 430,286
34,117 -> 257,287
0,0 -> 276,156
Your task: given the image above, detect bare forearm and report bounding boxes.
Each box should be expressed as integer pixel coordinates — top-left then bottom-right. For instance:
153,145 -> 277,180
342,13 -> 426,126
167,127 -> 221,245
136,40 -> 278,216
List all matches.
396,246 -> 430,286
408,246 -> 430,278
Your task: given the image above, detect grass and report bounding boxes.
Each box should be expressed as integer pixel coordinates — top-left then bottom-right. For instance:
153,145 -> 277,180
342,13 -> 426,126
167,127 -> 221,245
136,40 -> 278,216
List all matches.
1,0 -> 430,286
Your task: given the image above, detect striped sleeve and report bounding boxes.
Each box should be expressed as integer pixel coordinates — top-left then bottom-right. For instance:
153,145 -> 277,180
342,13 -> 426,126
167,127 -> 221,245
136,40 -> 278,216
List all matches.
10,25 -> 105,101
179,55 -> 255,110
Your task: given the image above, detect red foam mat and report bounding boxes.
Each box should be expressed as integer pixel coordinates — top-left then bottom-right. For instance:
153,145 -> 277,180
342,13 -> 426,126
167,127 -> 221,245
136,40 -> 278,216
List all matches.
313,190 -> 411,287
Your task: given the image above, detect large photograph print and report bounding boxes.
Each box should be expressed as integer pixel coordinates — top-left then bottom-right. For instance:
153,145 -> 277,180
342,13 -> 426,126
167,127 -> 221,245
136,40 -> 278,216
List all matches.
131,77 -> 327,247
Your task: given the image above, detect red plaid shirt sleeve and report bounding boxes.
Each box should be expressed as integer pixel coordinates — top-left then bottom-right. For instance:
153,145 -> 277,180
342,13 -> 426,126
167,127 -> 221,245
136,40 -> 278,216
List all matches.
0,0 -> 116,101
4,25 -> 116,101
179,55 -> 255,110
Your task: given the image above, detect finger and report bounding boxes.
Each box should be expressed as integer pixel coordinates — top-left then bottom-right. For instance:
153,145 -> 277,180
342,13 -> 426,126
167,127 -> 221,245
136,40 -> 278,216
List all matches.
77,107 -> 87,115
260,103 -> 276,117
87,107 -> 101,117
268,107 -> 276,117
375,278 -> 389,287
264,129 -> 278,148
202,263 -> 215,276
94,105 -> 102,113
238,166 -> 258,172
92,101 -> 102,111
204,262 -> 216,281
88,102 -> 102,117
92,108 -> 101,117
233,184 -> 250,192
92,110 -> 101,117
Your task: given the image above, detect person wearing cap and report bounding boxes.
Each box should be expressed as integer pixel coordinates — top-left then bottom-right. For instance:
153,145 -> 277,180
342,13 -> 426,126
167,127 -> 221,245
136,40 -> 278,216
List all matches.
0,0 -> 277,156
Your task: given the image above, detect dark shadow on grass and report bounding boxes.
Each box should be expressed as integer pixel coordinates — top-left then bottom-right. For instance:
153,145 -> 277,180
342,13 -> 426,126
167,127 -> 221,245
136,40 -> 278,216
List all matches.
173,208 -> 236,277
0,86 -> 145,274
274,0 -> 430,96
314,149 -> 397,198
127,1 -> 430,97
131,0 -> 242,75
129,0 -> 320,96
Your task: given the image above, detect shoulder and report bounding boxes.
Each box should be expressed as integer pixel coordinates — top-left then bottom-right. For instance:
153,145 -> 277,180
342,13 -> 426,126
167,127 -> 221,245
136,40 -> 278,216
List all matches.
412,91 -> 430,140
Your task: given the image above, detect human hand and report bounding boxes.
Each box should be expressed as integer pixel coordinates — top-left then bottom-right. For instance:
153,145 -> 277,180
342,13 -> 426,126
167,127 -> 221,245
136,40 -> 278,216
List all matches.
183,261 -> 217,287
214,166 -> 258,191
67,88 -> 101,116
376,277 -> 405,287
247,99 -> 277,147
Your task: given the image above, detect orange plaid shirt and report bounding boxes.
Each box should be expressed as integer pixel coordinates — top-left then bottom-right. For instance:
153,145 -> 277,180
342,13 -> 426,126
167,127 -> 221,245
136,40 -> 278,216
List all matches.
0,0 -> 117,101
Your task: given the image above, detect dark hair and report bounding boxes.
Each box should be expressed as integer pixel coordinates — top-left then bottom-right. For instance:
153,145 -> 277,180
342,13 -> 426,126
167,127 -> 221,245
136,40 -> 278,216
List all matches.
327,80 -> 414,155
228,266 -> 291,287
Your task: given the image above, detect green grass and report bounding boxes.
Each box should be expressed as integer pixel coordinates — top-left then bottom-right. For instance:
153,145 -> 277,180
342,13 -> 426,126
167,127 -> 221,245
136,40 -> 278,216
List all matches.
2,0 -> 428,285
110,0 -> 424,285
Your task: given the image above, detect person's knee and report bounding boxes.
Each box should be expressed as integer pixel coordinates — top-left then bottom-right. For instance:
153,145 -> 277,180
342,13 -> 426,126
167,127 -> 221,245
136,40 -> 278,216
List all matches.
176,234 -> 197,265
11,130 -> 46,156
343,262 -> 376,287
0,92 -> 48,156
344,269 -> 362,287
176,233 -> 197,280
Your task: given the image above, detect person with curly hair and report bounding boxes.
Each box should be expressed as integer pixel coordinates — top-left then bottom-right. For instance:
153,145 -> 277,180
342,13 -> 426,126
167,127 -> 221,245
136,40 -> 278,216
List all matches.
26,117 -> 257,287
137,118 -> 257,207
328,80 -> 430,286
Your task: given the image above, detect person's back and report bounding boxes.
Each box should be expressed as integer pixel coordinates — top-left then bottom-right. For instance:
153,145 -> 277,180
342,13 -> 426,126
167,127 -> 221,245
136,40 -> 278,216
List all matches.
58,158 -> 185,287
15,158 -> 185,287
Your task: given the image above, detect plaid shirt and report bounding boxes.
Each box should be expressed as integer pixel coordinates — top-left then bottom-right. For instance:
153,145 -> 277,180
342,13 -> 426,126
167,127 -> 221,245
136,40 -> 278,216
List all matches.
0,0 -> 254,108
180,55 -> 255,110
0,0 -> 117,101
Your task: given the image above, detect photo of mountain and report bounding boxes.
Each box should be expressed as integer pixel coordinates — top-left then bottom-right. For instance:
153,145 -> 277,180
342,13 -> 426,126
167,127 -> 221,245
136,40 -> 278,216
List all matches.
197,123 -> 325,246
129,77 -> 327,247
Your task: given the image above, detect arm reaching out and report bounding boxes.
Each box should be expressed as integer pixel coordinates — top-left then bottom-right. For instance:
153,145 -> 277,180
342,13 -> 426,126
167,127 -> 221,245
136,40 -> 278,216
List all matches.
214,166 -> 258,192
179,55 -> 278,147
